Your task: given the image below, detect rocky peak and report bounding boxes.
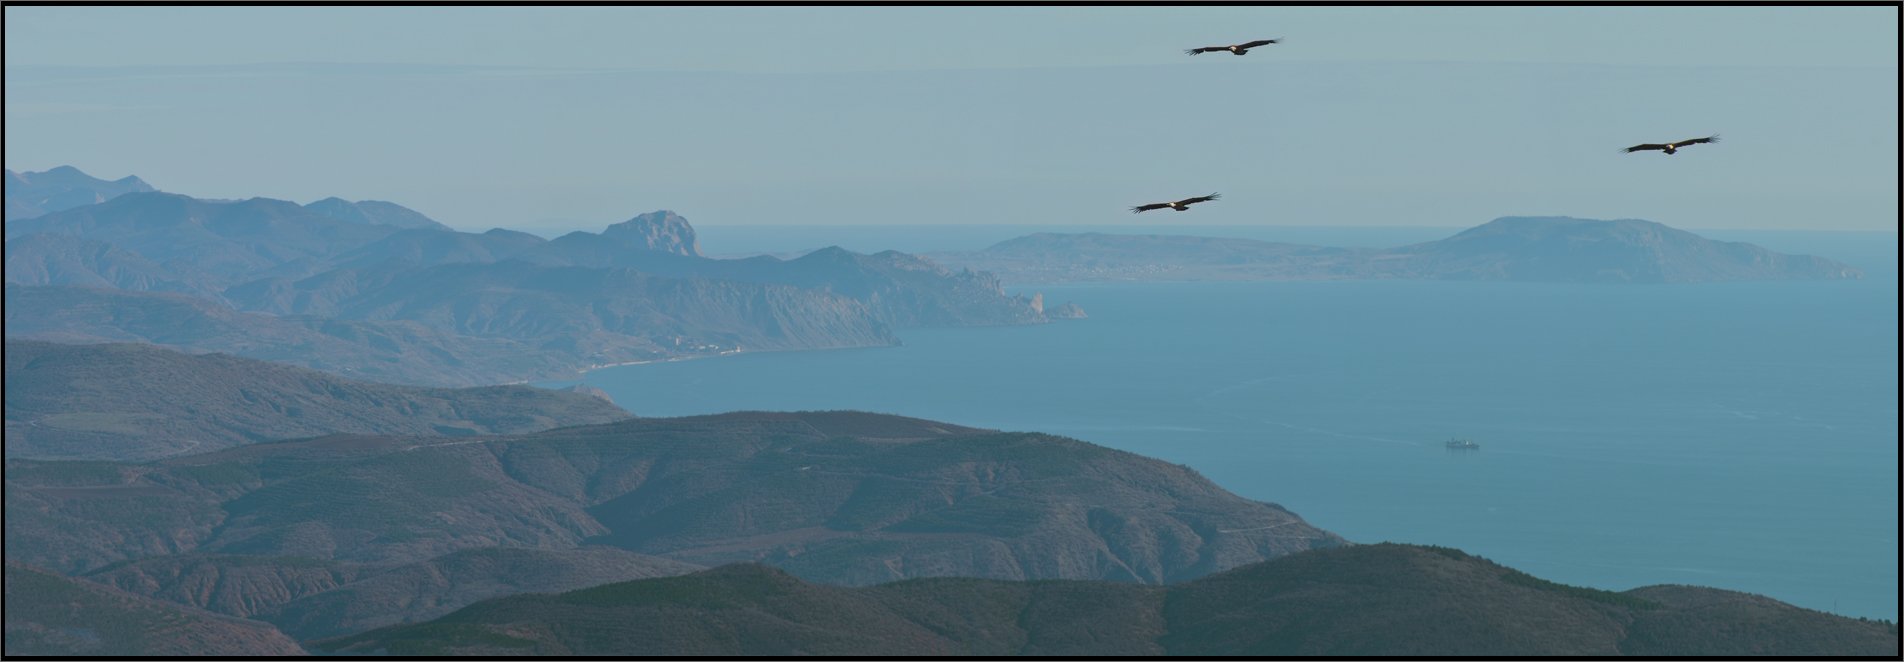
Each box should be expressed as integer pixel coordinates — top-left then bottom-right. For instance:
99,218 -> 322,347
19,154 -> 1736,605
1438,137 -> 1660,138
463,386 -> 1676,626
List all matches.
602,210 -> 701,257
561,384 -> 619,404
1047,301 -> 1088,319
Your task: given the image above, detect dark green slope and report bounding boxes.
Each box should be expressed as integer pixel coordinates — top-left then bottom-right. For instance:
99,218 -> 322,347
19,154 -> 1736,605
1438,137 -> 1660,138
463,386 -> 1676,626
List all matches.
1618,584 -> 1903,656
1160,543 -> 1644,656
5,411 -> 1341,586
5,340 -> 632,461
80,553 -> 362,620
80,546 -> 702,641
3,561 -> 306,656
322,564 -> 1163,657
320,544 -> 1901,657
256,546 -> 699,640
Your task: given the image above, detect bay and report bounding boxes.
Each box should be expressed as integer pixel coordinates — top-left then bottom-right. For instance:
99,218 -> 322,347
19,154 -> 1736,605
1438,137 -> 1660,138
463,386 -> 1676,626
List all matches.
557,228 -> 1900,619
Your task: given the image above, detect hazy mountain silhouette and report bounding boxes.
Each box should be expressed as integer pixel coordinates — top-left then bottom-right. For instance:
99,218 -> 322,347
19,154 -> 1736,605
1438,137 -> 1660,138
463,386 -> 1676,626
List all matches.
5,233 -> 225,300
4,193 -> 1044,385
3,192 -> 402,287
4,166 -> 156,221
324,227 -> 547,272
302,197 -> 451,231
3,284 -> 589,386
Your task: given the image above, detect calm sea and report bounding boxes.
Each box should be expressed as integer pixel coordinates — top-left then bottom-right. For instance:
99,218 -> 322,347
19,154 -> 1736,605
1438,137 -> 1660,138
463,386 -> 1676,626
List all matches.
552,227 -> 1900,619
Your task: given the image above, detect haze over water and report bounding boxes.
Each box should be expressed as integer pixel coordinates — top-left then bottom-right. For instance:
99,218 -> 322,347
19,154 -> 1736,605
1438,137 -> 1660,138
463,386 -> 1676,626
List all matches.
560,227 -> 1900,620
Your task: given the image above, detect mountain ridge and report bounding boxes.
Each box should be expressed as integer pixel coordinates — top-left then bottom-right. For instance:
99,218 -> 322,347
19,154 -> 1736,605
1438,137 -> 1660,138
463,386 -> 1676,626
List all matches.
4,561 -> 307,656
4,284 -> 595,386
5,191 -> 1047,386
4,340 -> 633,461
82,546 -> 702,640
4,192 -> 403,287
302,197 -> 452,231
4,410 -> 1342,585
4,165 -> 156,221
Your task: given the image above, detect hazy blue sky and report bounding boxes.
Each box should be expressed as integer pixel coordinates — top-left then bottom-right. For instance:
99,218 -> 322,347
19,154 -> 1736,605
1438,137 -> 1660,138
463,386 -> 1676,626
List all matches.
5,6 -> 1897,231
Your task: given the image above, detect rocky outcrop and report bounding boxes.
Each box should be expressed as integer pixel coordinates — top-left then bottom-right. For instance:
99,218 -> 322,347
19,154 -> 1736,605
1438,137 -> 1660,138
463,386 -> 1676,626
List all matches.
562,384 -> 619,404
1047,302 -> 1088,319
601,210 -> 702,257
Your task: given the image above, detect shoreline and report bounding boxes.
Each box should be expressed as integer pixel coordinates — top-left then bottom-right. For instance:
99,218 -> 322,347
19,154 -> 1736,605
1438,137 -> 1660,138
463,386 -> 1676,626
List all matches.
543,317 -> 1073,387
582,348 -> 745,373
541,314 -> 1083,387
522,344 -> 893,388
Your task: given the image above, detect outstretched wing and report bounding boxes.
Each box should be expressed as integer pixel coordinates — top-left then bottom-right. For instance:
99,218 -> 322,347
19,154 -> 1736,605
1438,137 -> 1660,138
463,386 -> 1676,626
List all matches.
1185,46 -> 1226,55
1238,39 -> 1280,49
1131,203 -> 1170,213
1177,193 -> 1222,206
1677,134 -> 1720,146
1623,143 -> 1668,153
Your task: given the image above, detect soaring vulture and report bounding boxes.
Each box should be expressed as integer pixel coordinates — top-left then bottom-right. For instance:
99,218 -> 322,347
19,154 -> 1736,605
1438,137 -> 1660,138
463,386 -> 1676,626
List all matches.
1131,193 -> 1221,213
1623,134 -> 1720,155
1185,39 -> 1280,56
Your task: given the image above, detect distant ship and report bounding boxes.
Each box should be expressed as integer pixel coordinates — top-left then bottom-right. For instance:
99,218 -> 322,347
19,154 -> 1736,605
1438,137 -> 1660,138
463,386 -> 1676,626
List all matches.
1445,437 -> 1480,450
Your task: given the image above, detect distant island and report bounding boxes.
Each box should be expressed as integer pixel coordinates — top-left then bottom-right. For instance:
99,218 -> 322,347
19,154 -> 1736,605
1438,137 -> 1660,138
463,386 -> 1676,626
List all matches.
932,217 -> 1866,285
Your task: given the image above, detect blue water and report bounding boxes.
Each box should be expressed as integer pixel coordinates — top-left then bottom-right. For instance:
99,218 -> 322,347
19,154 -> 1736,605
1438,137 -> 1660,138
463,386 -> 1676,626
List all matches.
552,229 -> 1900,619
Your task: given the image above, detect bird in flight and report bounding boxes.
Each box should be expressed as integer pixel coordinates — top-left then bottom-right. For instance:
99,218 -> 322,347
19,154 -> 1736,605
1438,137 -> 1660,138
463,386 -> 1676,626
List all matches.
1623,135 -> 1720,155
1186,39 -> 1280,56
1131,193 -> 1221,213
